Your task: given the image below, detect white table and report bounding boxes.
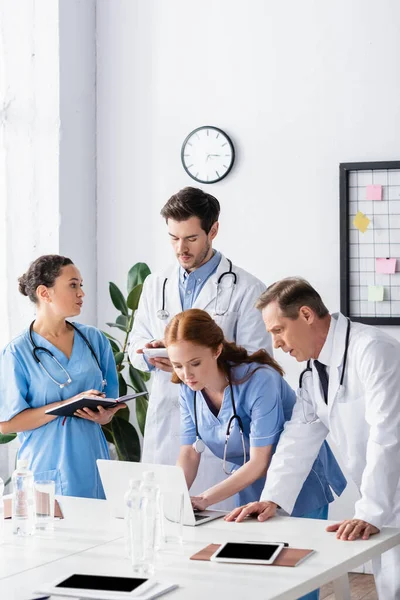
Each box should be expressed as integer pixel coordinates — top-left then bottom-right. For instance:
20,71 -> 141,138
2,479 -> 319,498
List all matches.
1,496 -> 399,600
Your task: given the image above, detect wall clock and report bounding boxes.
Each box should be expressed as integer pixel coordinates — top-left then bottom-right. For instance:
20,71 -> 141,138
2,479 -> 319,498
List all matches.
181,126 -> 235,184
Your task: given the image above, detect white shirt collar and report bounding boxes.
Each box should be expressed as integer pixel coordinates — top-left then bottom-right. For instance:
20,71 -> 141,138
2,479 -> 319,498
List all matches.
316,315 -> 336,367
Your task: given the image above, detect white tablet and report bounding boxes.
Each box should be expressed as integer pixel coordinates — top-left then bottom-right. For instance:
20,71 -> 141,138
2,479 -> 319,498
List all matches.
142,347 -> 169,358
35,574 -> 176,600
210,541 -> 284,565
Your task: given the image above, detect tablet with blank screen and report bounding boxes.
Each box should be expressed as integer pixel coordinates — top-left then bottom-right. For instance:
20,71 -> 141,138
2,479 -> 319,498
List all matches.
210,541 -> 284,565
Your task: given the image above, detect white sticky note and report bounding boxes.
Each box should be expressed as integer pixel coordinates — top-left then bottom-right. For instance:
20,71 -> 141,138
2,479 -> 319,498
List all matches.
368,286 -> 384,302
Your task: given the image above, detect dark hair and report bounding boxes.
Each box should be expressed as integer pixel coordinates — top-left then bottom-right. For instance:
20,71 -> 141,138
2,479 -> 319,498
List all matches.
256,277 -> 329,319
164,308 -> 284,384
160,187 -> 220,234
18,255 -> 74,303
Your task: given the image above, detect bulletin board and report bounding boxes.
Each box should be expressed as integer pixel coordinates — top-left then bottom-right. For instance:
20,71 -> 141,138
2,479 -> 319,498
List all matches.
340,161 -> 400,325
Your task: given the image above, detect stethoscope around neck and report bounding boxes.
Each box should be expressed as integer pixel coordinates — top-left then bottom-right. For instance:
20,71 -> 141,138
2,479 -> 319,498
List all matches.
156,258 -> 237,320
298,317 -> 351,423
29,320 -> 107,390
192,374 -> 246,476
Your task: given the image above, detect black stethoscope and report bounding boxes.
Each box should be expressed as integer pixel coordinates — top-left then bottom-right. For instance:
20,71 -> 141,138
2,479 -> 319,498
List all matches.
192,375 -> 246,476
298,317 -> 351,423
29,320 -> 107,390
156,258 -> 237,320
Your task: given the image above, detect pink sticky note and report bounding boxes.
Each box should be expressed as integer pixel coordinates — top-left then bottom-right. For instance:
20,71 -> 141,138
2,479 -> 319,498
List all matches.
366,184 -> 382,200
376,258 -> 396,274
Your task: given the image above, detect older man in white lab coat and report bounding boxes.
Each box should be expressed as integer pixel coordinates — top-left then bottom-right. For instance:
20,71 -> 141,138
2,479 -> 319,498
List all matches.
129,187 -> 271,507
227,277 -> 400,599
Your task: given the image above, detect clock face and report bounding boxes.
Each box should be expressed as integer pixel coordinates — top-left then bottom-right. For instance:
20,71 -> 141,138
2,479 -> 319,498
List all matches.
181,126 -> 235,184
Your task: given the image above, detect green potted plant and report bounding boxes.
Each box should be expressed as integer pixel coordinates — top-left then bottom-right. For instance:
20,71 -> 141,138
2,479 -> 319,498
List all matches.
101,262 -> 151,461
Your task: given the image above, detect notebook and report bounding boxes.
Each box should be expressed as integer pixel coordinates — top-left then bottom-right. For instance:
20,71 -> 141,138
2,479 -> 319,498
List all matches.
45,391 -> 148,418
190,543 -> 314,567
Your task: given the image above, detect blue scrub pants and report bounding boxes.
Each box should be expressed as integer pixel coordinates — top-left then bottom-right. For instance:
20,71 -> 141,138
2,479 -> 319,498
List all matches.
298,504 -> 329,600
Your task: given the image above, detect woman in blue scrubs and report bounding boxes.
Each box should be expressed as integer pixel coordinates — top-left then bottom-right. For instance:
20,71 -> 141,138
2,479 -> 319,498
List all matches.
165,309 -> 346,600
0,255 -> 123,498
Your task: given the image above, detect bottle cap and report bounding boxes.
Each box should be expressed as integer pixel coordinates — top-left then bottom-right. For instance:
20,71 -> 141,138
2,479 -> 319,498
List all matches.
16,459 -> 29,469
142,471 -> 155,482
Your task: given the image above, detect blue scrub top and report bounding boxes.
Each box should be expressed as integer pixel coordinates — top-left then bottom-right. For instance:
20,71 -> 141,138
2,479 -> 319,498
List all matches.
180,363 -> 346,515
0,323 -> 119,499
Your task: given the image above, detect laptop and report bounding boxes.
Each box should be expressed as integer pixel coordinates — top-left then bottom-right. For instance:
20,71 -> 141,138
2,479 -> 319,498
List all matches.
97,460 -> 227,526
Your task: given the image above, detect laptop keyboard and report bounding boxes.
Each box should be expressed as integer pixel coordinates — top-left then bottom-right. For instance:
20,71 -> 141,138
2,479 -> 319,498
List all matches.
194,514 -> 210,522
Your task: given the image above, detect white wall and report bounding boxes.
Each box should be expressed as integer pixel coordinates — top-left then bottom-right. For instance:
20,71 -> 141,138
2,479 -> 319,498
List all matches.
96,0 -> 400,386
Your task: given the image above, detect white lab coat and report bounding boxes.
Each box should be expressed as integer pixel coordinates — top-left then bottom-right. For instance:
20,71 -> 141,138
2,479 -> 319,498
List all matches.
129,254 -> 272,508
261,312 -> 400,599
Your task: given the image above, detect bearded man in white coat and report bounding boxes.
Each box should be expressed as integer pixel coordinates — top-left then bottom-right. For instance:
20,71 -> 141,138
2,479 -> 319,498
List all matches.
226,277 -> 400,598
128,187 -> 272,508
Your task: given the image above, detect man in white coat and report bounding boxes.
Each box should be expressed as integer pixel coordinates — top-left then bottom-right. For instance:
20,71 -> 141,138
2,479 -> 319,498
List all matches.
226,277 -> 400,598
128,187 -> 272,506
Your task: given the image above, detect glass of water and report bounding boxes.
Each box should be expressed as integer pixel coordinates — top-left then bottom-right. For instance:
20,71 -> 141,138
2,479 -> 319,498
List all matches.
160,491 -> 184,546
35,480 -> 55,532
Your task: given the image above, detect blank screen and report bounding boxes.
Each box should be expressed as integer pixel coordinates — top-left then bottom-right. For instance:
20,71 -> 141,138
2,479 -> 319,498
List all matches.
217,542 -> 280,560
56,574 -> 147,592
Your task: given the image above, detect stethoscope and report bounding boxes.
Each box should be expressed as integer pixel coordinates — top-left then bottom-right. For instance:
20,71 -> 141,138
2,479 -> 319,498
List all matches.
29,320 -> 107,390
192,375 -> 246,476
156,259 -> 237,320
298,317 -> 351,424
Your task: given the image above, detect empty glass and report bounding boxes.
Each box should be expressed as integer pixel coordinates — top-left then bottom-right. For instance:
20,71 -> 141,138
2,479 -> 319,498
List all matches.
35,480 -> 55,532
160,491 -> 184,546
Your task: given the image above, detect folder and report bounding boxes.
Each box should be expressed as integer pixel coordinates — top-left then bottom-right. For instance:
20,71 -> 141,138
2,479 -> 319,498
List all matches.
190,543 -> 314,567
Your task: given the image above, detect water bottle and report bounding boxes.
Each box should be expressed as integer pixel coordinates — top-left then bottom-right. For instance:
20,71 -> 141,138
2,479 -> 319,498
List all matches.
11,459 -> 35,536
139,471 -> 161,562
124,480 -> 141,559
0,476 -> 4,544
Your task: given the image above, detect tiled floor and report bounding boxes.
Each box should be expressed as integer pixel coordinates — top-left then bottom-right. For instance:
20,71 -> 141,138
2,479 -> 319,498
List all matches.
320,574 -> 377,600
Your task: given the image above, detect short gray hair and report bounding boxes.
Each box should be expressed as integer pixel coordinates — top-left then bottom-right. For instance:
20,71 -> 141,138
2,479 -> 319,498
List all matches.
256,277 -> 329,319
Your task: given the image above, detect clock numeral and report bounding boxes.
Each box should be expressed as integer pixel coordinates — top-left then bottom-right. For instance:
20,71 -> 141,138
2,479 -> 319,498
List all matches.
216,132 -> 220,138
196,132 -> 200,139
206,129 -> 209,136
186,142 -> 192,146
195,172 -> 199,178
184,154 -> 191,157
221,142 -> 227,147
223,165 -> 228,169
215,170 -> 220,178
187,164 -> 194,169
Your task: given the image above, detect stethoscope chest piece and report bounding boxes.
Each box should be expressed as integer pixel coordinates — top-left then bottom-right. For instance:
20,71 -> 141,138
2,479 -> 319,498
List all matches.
192,438 -> 206,454
157,309 -> 170,320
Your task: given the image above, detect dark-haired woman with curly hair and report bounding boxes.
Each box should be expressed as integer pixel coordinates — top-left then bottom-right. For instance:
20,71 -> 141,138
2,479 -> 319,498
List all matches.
0,255 -> 124,498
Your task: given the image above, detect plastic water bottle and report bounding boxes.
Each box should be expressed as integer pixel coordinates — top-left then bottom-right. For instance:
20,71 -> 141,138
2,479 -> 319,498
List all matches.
140,471 -> 161,562
124,480 -> 142,559
0,476 -> 4,544
11,459 -> 35,536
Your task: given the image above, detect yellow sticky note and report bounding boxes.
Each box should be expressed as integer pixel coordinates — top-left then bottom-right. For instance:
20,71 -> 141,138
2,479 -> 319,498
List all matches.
368,285 -> 384,302
353,211 -> 370,233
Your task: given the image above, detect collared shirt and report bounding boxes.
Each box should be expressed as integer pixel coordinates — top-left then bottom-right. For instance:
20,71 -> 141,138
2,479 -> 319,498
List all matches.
315,315 -> 337,376
178,250 -> 221,310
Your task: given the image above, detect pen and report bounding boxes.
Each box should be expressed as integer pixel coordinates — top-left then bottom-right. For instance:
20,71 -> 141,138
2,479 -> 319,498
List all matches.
245,540 -> 289,547
29,596 -> 50,600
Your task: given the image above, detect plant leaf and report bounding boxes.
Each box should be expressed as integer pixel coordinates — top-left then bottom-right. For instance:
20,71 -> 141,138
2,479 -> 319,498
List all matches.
127,284 -> 143,312
107,339 -> 120,353
127,263 -> 151,294
106,322 -> 127,332
137,369 -> 151,383
116,314 -> 129,329
136,395 -> 148,437
111,417 -> 141,461
118,373 -> 128,396
116,406 -> 130,422
101,424 -> 114,444
102,331 -> 121,345
129,365 -> 147,394
0,433 -> 17,444
109,282 -> 128,316
114,351 -> 125,366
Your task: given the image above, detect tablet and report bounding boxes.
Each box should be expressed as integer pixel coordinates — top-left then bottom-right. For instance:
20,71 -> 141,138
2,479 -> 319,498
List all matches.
36,574 -> 177,600
210,541 -> 284,565
142,347 -> 169,358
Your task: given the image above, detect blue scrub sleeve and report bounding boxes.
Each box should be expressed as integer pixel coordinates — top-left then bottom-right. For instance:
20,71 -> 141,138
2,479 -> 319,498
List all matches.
0,348 -> 30,422
179,388 -> 197,446
249,370 -> 285,448
99,333 -> 119,399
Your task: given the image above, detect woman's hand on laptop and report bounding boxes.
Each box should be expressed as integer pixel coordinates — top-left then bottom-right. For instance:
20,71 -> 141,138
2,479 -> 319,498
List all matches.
191,495 -> 210,511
